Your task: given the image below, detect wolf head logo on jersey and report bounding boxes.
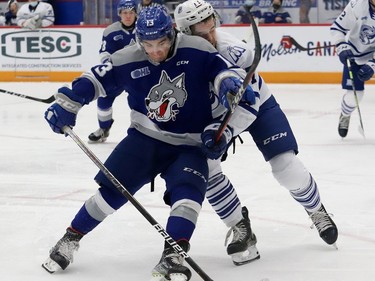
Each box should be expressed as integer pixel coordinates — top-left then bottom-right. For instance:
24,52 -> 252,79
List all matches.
145,71 -> 187,122
228,46 -> 246,64
359,25 -> 375,45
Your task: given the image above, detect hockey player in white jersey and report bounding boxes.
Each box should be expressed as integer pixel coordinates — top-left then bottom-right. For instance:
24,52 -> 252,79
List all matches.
16,0 -> 54,29
88,0 -> 137,143
42,6 -> 256,281
331,0 -> 375,138
175,0 -> 338,266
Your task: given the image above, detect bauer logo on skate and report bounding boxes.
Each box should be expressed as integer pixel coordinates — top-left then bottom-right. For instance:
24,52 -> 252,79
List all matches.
0,30 -> 82,59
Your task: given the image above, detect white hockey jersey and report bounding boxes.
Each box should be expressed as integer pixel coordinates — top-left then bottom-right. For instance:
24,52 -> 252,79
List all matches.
16,1 -> 54,28
330,0 -> 375,64
212,28 -> 271,135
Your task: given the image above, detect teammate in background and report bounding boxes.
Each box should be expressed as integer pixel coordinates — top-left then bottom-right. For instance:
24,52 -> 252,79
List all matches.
259,0 -> 292,24
5,0 -> 19,26
88,0 -> 137,143
234,0 -> 262,24
299,0 -> 313,23
137,0 -> 162,13
330,0 -> 375,138
42,6 -> 255,281
175,0 -> 338,266
16,0 -> 54,29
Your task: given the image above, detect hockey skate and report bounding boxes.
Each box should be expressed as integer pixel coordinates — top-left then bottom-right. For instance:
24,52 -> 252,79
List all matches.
42,227 -> 83,273
308,204 -> 338,246
225,207 -> 260,266
88,127 -> 111,143
151,241 -> 192,281
338,113 -> 350,138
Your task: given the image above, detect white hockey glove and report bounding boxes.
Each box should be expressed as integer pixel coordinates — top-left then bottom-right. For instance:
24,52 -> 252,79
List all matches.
23,15 -> 42,30
0,15 -> 6,26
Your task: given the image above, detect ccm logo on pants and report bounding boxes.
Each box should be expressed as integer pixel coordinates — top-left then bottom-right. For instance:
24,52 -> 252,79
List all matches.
263,132 -> 287,145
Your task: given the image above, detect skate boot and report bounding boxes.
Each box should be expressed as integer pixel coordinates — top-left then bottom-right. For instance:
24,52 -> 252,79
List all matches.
152,240 -> 192,281
308,204 -> 338,246
225,207 -> 260,266
88,127 -> 111,142
42,227 -> 83,273
338,113 -> 350,138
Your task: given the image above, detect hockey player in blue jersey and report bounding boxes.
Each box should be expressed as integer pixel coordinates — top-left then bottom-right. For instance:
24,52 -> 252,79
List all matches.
331,0 -> 375,138
175,0 -> 338,266
42,6 -> 256,281
259,0 -> 292,24
88,0 -> 137,143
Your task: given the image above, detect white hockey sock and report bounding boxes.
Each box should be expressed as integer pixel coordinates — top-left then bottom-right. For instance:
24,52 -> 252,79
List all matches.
206,173 -> 242,228
341,90 -> 364,116
290,174 -> 321,213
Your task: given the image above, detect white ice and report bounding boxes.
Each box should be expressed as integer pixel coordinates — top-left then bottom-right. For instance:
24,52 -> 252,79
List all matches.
0,82 -> 374,281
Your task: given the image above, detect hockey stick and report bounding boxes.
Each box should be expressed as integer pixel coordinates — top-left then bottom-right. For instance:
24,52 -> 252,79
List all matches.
243,17 -> 259,43
62,126 -> 214,281
346,59 -> 365,138
0,88 -> 55,104
281,35 -> 336,51
215,14 -> 261,142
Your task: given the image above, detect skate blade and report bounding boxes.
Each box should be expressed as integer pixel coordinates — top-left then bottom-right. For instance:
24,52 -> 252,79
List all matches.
42,257 -> 61,273
150,272 -> 188,281
231,245 -> 260,266
88,138 -> 107,144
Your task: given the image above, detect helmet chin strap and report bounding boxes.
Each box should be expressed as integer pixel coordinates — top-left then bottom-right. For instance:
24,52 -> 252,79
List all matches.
166,29 -> 177,59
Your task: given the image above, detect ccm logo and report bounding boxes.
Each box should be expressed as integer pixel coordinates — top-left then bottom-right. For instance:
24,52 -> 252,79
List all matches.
263,132 -> 287,145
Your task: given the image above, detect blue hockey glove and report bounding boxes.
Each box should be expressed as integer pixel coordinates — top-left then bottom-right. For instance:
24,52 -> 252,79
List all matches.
337,43 -> 354,65
44,87 -> 84,134
201,122 -> 233,160
219,77 -> 255,110
358,61 -> 375,82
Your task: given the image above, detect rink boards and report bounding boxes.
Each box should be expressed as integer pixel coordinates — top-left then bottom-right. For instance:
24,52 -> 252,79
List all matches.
0,24 -> 371,84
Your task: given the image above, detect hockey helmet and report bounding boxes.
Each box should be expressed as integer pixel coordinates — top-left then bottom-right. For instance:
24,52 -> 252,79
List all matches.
117,0 -> 137,15
136,6 -> 175,42
174,0 -> 217,35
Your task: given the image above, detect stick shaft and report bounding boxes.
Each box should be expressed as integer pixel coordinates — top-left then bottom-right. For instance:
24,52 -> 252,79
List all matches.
0,88 -> 55,104
63,126 -> 214,281
346,59 -> 365,137
215,15 -> 261,142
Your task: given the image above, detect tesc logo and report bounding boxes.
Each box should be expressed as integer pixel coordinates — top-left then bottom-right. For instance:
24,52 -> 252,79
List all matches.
1,30 -> 82,59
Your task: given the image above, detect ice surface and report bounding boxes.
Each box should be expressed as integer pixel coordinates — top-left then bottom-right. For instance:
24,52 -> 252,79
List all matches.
0,82 -> 374,281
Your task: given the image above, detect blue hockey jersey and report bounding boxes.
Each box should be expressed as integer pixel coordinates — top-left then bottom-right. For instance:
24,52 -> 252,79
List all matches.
72,32 -> 246,146
99,21 -> 136,63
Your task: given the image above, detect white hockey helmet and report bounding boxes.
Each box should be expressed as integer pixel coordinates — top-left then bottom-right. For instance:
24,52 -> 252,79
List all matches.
174,0 -> 216,35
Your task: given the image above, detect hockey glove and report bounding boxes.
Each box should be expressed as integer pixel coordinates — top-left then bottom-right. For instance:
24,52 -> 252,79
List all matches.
337,43 -> 354,65
201,122 -> 233,160
358,60 -> 375,82
23,15 -> 41,30
219,77 -> 255,110
44,87 -> 85,134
